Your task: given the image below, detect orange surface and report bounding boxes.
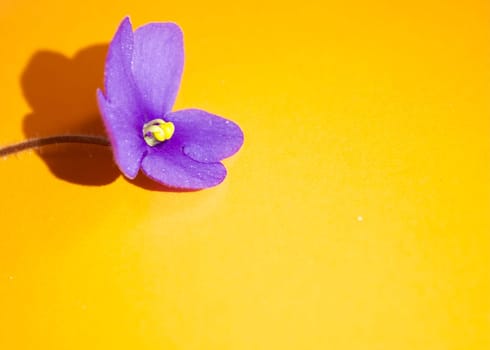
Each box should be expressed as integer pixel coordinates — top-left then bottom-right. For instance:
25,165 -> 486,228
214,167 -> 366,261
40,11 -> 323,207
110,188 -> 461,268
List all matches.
1,1 -> 489,349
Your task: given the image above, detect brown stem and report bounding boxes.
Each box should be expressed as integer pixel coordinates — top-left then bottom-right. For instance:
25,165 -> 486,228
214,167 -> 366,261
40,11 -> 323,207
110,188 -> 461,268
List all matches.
0,135 -> 111,157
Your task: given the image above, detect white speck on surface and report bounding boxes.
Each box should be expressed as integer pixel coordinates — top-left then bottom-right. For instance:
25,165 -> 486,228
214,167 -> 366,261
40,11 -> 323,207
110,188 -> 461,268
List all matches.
357,215 -> 364,222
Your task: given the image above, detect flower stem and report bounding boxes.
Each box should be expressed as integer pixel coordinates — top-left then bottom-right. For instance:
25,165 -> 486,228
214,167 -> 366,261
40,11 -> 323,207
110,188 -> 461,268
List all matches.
0,135 -> 110,157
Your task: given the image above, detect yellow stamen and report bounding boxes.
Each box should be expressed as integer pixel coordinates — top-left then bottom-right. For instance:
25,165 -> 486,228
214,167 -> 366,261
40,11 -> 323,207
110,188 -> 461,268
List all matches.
143,119 -> 175,146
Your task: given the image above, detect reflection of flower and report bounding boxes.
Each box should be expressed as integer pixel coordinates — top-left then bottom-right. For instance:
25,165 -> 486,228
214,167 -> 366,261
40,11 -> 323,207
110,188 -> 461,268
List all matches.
97,17 -> 243,190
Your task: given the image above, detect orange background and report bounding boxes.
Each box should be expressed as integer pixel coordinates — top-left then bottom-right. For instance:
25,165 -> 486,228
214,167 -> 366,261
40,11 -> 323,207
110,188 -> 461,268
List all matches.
1,0 -> 489,349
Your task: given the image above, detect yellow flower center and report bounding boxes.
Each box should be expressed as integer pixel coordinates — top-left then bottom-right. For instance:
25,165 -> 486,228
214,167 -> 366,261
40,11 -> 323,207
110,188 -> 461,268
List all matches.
143,118 -> 175,146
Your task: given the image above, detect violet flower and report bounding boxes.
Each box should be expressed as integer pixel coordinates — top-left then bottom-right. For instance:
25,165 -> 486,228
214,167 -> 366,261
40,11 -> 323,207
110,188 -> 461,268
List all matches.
96,17 -> 243,190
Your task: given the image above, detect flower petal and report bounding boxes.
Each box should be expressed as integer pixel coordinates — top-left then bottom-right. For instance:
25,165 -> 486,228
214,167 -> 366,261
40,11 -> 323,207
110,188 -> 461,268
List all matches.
141,142 -> 227,189
132,22 -> 184,118
103,17 -> 140,117
97,90 -> 146,179
166,109 -> 244,163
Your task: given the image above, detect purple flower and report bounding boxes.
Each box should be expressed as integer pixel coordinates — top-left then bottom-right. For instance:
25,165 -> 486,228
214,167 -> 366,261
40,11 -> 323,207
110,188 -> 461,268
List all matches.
96,17 -> 243,190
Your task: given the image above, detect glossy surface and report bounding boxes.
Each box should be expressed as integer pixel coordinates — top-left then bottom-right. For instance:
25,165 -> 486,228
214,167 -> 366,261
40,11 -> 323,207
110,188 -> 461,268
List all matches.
1,1 -> 489,349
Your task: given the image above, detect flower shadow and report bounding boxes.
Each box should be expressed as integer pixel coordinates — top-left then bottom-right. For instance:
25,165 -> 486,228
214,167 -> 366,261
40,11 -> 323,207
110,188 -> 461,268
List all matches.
127,173 -> 199,193
21,44 -> 120,186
